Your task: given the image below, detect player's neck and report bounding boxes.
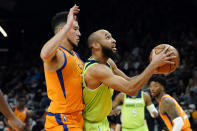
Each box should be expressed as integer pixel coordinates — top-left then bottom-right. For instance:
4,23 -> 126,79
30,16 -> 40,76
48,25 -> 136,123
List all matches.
91,52 -> 108,64
156,92 -> 166,103
61,41 -> 74,52
17,106 -> 25,111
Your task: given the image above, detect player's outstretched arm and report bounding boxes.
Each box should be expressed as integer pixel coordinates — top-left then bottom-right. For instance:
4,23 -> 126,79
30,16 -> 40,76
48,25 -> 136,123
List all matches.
86,64 -> 153,96
0,90 -> 25,131
161,98 -> 184,131
40,5 -> 80,63
107,46 -> 176,94
87,46 -> 176,96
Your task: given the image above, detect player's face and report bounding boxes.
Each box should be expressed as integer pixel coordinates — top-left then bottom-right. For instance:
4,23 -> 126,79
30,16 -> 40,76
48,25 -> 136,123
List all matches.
17,98 -> 26,107
99,30 -> 116,58
149,81 -> 163,97
67,21 -> 81,48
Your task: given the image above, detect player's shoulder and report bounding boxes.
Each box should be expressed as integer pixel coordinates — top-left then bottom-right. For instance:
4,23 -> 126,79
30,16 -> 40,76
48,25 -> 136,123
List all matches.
107,58 -> 115,66
161,96 -> 174,107
87,63 -> 113,78
107,58 -> 117,69
88,63 -> 109,71
52,48 -> 65,61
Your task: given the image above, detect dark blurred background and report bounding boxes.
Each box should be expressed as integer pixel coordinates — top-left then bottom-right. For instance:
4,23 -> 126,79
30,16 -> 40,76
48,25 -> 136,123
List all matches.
0,0 -> 197,130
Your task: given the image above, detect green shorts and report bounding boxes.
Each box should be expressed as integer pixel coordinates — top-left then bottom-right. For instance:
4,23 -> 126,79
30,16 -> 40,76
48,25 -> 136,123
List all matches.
122,124 -> 149,131
84,117 -> 110,131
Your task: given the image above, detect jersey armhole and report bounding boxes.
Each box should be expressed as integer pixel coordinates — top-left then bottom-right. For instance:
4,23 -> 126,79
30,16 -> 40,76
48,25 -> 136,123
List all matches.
56,49 -> 67,71
83,62 -> 102,91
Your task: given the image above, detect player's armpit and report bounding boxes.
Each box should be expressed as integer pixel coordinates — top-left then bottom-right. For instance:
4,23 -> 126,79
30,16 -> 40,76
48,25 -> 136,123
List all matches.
43,50 -> 65,72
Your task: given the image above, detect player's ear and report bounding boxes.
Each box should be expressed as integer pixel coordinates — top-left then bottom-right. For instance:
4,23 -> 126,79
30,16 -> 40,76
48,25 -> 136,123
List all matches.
92,42 -> 100,49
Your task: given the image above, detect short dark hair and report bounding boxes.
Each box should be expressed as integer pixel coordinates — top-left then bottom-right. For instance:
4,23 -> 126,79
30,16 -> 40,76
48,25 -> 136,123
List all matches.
87,30 -> 100,48
51,11 -> 78,32
149,75 -> 166,87
51,11 -> 69,31
87,32 -> 96,48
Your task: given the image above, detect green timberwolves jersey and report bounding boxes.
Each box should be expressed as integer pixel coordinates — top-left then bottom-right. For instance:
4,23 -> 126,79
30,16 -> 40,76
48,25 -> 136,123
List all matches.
121,90 -> 146,129
82,60 -> 114,122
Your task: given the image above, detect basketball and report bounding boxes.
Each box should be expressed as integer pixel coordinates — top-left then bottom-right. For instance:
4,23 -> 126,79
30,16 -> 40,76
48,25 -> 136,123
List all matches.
149,44 -> 180,74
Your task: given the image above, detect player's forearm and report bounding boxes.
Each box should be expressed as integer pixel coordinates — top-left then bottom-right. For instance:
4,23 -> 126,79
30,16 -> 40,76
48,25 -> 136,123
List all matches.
112,101 -> 120,110
40,25 -> 69,62
127,63 -> 155,95
0,90 -> 15,120
147,104 -> 158,118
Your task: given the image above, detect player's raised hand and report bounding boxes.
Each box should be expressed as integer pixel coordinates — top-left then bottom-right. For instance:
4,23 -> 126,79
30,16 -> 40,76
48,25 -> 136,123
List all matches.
66,4 -> 80,29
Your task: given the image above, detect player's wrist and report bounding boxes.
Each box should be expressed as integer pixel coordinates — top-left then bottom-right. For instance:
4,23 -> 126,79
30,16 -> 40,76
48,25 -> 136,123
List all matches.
147,62 -> 157,74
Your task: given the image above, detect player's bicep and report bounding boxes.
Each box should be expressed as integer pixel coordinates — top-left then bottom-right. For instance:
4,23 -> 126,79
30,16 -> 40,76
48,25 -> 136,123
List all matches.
91,65 -> 129,93
162,98 -> 180,120
103,74 -> 128,91
44,50 -> 65,71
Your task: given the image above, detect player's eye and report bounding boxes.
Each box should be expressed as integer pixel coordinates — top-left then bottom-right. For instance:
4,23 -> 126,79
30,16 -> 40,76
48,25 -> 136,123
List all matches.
106,36 -> 110,39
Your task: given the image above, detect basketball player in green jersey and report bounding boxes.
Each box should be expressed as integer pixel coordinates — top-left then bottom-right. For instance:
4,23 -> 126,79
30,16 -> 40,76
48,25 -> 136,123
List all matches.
82,29 -> 176,131
112,90 -> 158,131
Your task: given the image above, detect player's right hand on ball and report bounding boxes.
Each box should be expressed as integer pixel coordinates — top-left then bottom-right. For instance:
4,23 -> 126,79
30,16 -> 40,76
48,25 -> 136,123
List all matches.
151,46 -> 176,73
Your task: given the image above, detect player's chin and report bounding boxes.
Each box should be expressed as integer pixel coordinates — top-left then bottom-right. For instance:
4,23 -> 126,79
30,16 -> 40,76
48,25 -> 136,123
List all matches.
74,41 -> 79,47
150,92 -> 156,97
74,40 -> 79,45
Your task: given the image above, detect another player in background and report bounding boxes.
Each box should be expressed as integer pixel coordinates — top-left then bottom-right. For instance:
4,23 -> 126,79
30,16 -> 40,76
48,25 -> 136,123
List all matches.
149,75 -> 192,131
82,29 -> 176,131
112,90 -> 158,131
8,95 -> 32,131
0,90 -> 25,131
40,5 -> 84,131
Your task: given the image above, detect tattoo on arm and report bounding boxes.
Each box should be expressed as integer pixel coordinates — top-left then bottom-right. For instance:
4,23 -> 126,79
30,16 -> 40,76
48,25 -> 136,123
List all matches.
162,98 -> 180,120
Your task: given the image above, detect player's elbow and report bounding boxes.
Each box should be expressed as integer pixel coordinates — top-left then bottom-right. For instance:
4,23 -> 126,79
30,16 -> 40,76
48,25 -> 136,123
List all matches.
127,88 -> 139,96
127,84 -> 139,96
40,51 -> 49,63
40,51 -> 46,60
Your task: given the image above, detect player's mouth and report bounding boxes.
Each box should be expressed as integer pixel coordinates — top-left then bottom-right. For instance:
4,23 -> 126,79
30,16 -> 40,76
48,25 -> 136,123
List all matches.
76,38 -> 80,42
112,45 -> 117,52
